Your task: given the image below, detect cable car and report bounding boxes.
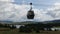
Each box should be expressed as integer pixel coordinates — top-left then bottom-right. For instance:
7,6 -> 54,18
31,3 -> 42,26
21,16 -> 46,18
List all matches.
27,3 -> 35,19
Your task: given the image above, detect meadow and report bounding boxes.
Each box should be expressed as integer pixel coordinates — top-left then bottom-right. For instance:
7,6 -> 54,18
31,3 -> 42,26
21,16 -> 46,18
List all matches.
0,29 -> 60,34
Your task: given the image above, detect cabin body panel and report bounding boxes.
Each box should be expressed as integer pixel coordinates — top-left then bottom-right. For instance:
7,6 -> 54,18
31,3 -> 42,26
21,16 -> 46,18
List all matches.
27,10 -> 35,19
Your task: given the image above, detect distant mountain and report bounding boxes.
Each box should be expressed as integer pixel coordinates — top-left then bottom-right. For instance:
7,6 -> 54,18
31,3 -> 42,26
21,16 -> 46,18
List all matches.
0,21 -> 12,22
12,21 -> 38,25
43,19 -> 60,24
0,19 -> 60,24
17,20 -> 60,24
0,20 -> 13,24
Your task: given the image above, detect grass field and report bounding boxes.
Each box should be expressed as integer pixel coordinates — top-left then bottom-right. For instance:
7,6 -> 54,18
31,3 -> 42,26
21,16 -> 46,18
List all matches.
0,29 -> 60,34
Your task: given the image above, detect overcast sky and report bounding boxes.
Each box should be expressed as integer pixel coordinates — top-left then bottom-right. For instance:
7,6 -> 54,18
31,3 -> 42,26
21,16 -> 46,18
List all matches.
0,0 -> 60,22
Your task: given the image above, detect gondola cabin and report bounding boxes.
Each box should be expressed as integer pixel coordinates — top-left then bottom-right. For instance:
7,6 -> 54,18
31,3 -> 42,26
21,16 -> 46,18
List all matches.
27,3 -> 35,19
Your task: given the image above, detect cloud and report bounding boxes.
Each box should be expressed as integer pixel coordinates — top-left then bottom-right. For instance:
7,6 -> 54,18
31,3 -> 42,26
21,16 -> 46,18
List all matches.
46,2 -> 60,19
0,0 -> 14,2
0,0 -> 60,22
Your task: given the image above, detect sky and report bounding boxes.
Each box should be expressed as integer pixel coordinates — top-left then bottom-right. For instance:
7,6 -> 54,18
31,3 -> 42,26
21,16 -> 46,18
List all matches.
0,0 -> 60,22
